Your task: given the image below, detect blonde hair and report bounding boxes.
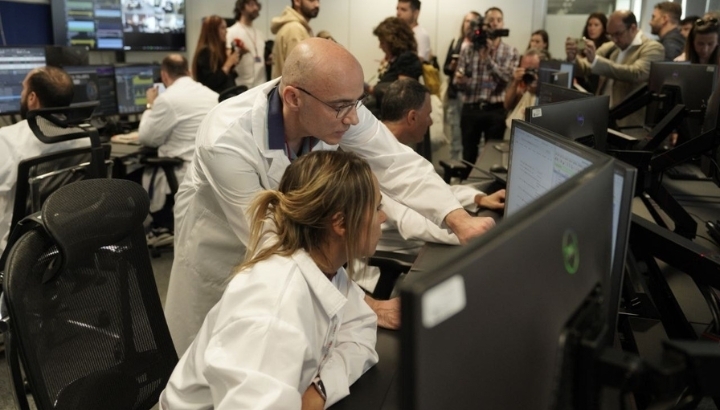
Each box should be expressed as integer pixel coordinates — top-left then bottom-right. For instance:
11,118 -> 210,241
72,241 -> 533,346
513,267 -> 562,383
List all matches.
237,151 -> 378,278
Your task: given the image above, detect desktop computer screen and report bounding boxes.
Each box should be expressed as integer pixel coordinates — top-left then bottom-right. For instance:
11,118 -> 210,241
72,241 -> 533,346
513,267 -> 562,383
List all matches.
525,95 -> 610,152
507,120 -> 637,345
114,64 -> 159,114
504,120 -> 608,217
400,156 -> 615,410
64,65 -> 118,116
0,47 -> 47,114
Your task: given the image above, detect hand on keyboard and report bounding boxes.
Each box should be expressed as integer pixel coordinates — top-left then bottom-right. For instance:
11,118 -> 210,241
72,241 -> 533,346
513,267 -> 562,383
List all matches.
111,131 -> 140,144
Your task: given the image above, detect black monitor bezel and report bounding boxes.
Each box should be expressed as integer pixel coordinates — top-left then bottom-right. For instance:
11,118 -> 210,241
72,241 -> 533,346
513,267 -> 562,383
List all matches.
504,120 -> 611,217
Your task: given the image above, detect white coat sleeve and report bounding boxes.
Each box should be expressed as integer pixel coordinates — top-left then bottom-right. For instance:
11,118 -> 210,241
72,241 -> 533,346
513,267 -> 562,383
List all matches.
202,317 -> 311,410
319,282 -> 379,407
138,96 -> 176,148
339,107 -> 463,228
382,195 -> 459,244
449,184 -> 485,209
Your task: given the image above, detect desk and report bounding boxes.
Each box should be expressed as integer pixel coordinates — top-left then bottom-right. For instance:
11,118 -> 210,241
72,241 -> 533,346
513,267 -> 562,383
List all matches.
109,142 -> 151,178
330,329 -> 401,410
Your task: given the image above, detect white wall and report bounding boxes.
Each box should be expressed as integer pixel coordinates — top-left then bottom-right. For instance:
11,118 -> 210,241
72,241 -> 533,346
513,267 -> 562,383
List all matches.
178,0 -> 542,83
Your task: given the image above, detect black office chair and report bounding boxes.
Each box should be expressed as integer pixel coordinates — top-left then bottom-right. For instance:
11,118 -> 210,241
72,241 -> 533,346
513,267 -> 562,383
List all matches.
138,149 -> 184,256
1,102 -> 112,272
368,256 -> 413,300
0,179 -> 178,410
218,84 -> 248,102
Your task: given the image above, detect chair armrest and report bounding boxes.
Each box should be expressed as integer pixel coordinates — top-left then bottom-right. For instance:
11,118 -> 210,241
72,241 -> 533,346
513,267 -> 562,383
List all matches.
141,157 -> 184,167
439,160 -> 469,183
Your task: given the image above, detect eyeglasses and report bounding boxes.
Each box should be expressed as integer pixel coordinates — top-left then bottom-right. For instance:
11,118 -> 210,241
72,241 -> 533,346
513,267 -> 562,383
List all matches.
695,18 -> 719,28
294,86 -> 366,119
607,28 -> 628,39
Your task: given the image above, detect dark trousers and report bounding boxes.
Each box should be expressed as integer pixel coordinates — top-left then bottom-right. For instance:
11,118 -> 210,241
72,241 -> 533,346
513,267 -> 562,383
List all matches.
460,102 -> 506,169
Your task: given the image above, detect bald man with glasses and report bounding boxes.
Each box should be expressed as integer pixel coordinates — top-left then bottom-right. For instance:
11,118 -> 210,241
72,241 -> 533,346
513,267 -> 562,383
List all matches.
165,38 -> 497,355
566,10 -> 664,128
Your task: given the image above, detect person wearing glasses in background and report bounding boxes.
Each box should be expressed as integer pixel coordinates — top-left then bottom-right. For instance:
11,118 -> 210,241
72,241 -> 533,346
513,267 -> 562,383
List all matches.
566,10 -> 664,128
675,17 -> 720,64
164,38 -> 498,356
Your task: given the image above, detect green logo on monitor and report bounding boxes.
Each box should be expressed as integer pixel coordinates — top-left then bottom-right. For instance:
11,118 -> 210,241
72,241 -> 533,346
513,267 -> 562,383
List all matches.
562,230 -> 579,274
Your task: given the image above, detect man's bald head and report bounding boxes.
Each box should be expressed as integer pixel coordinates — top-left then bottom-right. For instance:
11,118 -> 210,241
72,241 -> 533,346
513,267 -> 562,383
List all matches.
607,10 -> 639,50
280,38 -> 364,92
161,53 -> 189,80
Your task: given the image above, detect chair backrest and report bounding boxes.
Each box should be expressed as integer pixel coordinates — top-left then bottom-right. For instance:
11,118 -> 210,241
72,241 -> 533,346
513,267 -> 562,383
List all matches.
218,84 -> 248,102
2,179 -> 178,410
11,144 -> 113,230
3,102 -> 112,262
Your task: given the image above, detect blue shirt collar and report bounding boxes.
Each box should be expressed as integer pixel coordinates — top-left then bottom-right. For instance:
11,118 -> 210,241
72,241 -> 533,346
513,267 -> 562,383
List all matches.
266,86 -> 320,156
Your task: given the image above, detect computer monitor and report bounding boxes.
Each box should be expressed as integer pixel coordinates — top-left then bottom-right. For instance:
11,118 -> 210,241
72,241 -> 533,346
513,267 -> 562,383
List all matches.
537,83 -> 591,105
114,64 -> 159,115
504,120 -> 610,217
400,156 -> 615,410
506,120 -> 637,345
44,45 -> 89,67
0,47 -> 47,114
51,0 -> 186,51
645,62 -> 717,134
538,60 -> 575,90
525,95 -> 610,152
64,65 -> 118,117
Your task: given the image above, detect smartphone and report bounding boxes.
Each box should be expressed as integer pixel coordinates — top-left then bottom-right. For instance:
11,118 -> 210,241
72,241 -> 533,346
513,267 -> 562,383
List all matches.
154,82 -> 166,95
575,37 -> 586,51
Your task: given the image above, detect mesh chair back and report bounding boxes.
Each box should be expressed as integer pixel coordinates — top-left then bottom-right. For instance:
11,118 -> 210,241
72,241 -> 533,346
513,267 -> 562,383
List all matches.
3,179 -> 178,410
11,145 -> 113,230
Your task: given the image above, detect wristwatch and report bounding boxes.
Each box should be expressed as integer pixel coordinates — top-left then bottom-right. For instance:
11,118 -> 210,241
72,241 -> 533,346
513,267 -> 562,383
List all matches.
312,376 -> 327,401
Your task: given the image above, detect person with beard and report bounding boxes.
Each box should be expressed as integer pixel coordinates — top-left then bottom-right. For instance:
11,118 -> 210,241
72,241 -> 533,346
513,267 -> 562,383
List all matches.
164,38 -> 497,355
649,1 -> 685,61
0,66 -> 86,253
226,0 -> 267,88
270,0 -> 319,79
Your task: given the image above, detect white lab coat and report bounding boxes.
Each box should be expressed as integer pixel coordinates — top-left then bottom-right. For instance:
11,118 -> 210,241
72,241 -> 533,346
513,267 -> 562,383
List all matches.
159,249 -> 378,410
0,120 -> 87,253
165,78 -> 462,355
354,184 -> 485,292
138,76 -> 218,212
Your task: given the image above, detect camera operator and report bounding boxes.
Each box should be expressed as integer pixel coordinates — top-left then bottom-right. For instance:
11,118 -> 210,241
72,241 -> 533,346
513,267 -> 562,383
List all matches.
454,7 -> 519,174
503,48 -> 548,137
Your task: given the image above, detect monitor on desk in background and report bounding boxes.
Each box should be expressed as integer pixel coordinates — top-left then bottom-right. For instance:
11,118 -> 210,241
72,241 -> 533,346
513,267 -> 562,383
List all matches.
400,152 -> 615,410
114,64 -> 160,115
645,62 -> 717,136
64,65 -> 118,117
536,59 -> 575,98
537,82 -> 591,105
506,120 -> 636,345
0,47 -> 47,115
525,95 -> 610,152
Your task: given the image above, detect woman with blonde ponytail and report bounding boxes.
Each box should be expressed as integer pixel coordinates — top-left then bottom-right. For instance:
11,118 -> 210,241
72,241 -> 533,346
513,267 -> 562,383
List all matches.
161,151 -> 385,410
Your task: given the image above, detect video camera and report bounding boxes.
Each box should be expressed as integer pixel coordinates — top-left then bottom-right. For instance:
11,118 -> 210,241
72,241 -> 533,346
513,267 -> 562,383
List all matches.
470,17 -> 510,49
